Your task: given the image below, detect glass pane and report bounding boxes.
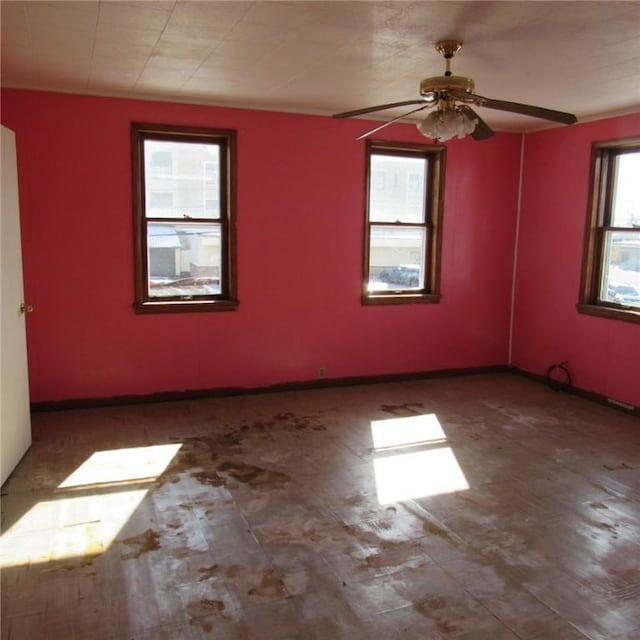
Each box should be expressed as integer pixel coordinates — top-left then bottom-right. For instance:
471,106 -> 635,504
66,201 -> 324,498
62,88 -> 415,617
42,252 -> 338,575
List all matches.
611,151 -> 640,227
369,154 -> 426,223
600,230 -> 640,308
147,222 -> 221,298
368,226 -> 426,292
144,140 -> 220,219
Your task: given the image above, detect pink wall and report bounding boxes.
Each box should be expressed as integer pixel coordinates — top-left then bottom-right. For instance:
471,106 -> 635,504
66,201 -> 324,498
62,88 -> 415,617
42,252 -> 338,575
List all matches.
2,89 -> 520,403
512,113 -> 640,407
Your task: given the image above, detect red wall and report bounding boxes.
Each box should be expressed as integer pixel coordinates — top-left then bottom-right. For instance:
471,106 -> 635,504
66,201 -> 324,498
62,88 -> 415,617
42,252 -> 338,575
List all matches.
1,89 -> 520,402
513,113 -> 640,406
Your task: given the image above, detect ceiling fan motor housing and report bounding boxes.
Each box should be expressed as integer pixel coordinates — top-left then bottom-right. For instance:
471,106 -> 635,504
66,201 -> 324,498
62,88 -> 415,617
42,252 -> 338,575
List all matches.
420,75 -> 475,97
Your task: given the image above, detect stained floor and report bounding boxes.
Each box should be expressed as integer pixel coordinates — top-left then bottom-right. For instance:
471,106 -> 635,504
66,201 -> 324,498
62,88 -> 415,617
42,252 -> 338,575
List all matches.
1,373 -> 639,640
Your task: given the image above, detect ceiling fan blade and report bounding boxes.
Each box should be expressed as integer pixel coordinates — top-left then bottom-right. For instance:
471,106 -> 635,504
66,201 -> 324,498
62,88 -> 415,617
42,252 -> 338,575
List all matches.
480,97 -> 577,124
450,90 -> 577,125
458,105 -> 494,141
333,95 -> 436,119
355,104 -> 432,140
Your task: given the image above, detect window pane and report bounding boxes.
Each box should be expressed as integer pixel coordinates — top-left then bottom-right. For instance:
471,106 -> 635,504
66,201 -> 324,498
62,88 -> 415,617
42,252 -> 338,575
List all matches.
148,191 -> 173,216
147,222 -> 221,298
368,226 -> 426,291
611,151 -> 640,228
144,140 -> 220,219
369,155 -> 426,223
600,230 -> 640,307
149,151 -> 172,177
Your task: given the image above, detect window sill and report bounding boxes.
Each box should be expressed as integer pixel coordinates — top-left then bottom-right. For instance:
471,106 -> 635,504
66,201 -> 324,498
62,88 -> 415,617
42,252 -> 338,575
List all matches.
362,293 -> 441,306
577,303 -> 640,324
134,299 -> 239,314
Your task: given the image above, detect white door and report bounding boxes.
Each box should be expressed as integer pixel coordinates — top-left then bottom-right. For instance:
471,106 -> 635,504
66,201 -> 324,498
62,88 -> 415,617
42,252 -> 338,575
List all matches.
1,125 -> 32,485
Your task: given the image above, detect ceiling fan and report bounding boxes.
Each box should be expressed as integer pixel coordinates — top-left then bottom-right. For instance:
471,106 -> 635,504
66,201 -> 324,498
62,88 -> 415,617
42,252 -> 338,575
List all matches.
333,40 -> 577,142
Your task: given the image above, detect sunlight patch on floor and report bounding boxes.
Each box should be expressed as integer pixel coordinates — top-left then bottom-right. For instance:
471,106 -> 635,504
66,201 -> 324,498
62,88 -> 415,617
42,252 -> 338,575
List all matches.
371,413 -> 468,504
59,443 -> 182,489
371,413 -> 447,451
0,443 -> 181,568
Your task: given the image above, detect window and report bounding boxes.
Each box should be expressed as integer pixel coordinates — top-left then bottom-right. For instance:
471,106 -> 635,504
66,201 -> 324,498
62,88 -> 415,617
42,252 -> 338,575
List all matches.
132,123 -> 237,313
363,140 -> 446,304
579,137 -> 640,323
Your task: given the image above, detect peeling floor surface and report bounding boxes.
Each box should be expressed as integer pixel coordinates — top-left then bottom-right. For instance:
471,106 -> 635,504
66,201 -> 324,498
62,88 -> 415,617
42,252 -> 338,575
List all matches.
1,373 -> 639,639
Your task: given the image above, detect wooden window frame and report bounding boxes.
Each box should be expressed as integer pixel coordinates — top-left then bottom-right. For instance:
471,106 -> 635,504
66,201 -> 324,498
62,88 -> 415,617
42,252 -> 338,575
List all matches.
363,140 -> 446,305
578,137 -> 640,324
132,123 -> 237,314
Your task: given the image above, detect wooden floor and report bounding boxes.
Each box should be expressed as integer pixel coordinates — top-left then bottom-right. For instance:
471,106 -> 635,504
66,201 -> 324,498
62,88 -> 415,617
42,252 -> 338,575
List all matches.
1,373 -> 639,640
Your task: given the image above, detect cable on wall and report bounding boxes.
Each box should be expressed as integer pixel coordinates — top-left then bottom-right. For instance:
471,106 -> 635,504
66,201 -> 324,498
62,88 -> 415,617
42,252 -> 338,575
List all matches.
508,133 -> 526,365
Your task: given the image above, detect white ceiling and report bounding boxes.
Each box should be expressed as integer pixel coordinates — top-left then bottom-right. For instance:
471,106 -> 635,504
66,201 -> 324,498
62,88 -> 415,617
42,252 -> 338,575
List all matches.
2,1 -> 639,132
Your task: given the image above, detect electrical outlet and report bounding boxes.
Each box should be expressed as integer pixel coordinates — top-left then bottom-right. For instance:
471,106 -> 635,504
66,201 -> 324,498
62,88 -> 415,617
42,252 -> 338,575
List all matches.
318,367 -> 326,378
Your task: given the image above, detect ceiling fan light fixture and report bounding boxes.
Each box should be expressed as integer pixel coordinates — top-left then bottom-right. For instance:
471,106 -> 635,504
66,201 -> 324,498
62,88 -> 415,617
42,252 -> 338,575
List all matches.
417,106 -> 478,142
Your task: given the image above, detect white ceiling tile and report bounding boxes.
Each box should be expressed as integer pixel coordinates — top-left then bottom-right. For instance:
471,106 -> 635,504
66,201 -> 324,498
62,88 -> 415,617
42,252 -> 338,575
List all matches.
253,55 -> 312,79
92,40 -> 154,62
270,36 -> 337,64
25,0 -> 99,30
112,1 -> 175,10
200,51 -> 266,73
90,57 -> 146,77
95,21 -> 163,47
241,1 -> 321,28
98,1 -> 172,30
189,63 -> 286,92
152,41 -> 214,61
1,1 -> 638,131
36,62 -> 92,90
212,38 -> 284,62
146,53 -> 202,73
158,24 -> 228,48
1,1 -> 28,35
303,1 -> 405,30
1,24 -> 32,51
169,1 -> 251,30
188,66 -> 233,83
224,20 -> 294,45
29,26 -> 95,58
182,75 -> 237,95
0,47 -> 43,83
336,39 -> 409,64
136,67 -> 192,87
88,71 -> 139,92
